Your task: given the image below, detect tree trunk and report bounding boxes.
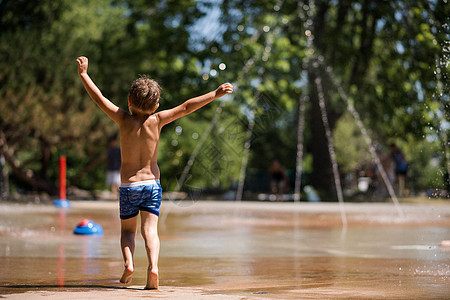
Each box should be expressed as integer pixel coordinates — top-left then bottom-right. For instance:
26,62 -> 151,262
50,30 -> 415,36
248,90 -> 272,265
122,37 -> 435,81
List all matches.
308,70 -> 335,198
0,131 -> 56,195
349,0 -> 377,87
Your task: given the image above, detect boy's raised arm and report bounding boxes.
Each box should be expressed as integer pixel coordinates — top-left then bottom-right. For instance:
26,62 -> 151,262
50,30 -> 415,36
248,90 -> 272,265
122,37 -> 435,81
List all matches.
76,56 -> 127,124
156,83 -> 233,127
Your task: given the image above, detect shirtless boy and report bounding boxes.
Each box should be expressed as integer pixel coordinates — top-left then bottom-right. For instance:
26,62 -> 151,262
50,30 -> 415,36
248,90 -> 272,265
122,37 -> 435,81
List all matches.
76,56 -> 233,289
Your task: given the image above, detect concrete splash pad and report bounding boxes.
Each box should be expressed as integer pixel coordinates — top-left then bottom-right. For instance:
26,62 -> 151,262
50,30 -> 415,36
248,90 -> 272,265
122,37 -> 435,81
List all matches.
0,200 -> 449,299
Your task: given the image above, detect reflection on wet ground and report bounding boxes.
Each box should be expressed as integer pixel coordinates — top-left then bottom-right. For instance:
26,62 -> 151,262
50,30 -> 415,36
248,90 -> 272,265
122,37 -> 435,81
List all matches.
0,200 -> 449,299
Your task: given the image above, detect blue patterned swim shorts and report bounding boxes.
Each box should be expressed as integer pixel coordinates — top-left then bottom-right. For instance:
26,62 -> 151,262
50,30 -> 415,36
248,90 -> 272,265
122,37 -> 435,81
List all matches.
119,179 -> 162,219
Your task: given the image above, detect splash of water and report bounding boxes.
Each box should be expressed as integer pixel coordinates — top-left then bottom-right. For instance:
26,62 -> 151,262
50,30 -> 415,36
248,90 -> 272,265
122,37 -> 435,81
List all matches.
161,0 -> 287,220
314,73 -> 348,227
293,0 -> 315,202
294,93 -> 307,202
297,0 -> 403,215
174,102 -> 226,193
235,0 -> 285,201
320,60 -> 404,218
236,116 -> 255,201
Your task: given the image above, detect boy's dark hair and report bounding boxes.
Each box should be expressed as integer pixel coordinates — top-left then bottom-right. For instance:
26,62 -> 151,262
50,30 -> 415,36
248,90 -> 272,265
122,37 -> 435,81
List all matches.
128,75 -> 161,113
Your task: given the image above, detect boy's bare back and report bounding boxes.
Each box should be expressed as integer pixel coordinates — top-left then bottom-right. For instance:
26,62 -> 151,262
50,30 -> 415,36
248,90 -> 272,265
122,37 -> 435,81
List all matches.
118,113 -> 161,183
76,56 -> 233,184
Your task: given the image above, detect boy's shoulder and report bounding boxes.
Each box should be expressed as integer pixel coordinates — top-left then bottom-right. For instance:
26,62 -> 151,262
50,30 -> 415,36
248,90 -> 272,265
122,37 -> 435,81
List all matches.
121,113 -> 160,127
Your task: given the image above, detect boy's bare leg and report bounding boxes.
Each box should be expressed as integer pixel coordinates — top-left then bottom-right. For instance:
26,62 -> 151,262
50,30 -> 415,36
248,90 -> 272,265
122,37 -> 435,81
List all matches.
120,216 -> 138,284
140,211 -> 160,290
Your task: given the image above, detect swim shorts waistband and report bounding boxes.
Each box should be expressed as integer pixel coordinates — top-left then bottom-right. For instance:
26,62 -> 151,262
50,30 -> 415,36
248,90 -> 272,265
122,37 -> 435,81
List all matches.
120,179 -> 160,188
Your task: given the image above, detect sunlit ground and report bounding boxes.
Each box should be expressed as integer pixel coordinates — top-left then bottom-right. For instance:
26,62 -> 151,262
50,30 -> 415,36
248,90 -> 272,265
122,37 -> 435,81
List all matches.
0,199 -> 449,299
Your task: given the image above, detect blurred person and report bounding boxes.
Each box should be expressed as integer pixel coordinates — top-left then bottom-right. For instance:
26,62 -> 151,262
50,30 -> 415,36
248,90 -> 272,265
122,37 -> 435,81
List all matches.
77,56 -> 232,290
0,155 -> 8,199
268,159 -> 289,201
106,134 -> 121,197
390,143 -> 408,197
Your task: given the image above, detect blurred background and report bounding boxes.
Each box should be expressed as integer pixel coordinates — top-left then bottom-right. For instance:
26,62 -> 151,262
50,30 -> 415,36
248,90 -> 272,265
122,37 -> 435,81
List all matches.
0,0 -> 448,202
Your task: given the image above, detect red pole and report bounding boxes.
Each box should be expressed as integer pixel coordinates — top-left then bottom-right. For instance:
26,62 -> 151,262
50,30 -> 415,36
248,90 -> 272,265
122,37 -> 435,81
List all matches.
59,156 -> 66,200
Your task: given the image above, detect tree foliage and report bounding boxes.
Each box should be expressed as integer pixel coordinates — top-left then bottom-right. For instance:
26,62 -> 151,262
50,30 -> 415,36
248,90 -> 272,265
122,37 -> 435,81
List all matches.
0,0 -> 219,194
216,0 -> 448,197
0,0 -> 447,198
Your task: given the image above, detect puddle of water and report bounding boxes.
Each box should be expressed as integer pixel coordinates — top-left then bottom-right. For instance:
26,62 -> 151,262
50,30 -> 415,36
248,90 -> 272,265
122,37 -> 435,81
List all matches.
0,201 -> 449,299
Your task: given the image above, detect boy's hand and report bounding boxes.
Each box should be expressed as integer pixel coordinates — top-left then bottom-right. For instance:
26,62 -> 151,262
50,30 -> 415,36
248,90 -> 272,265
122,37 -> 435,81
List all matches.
215,83 -> 233,99
76,56 -> 89,75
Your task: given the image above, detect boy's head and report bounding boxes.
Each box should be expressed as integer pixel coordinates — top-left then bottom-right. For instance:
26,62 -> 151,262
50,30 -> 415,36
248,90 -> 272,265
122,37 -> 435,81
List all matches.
128,75 -> 161,114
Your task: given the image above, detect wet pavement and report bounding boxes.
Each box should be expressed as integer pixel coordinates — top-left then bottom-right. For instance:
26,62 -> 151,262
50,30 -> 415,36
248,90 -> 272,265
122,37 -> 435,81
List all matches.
0,200 -> 449,299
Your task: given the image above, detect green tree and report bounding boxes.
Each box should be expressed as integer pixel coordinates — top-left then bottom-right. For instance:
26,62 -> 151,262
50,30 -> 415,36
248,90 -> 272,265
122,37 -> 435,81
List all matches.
0,0 -> 447,198
0,0 -> 222,194
215,0 -> 448,198
0,0 -> 128,193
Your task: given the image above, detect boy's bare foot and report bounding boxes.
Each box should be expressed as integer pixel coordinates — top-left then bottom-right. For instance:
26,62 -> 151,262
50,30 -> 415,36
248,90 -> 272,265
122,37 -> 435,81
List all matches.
144,269 -> 159,290
120,265 -> 134,284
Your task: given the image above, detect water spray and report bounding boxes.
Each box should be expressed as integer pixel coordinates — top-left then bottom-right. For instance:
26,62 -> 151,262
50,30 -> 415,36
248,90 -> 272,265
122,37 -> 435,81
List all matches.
321,61 -> 404,218
314,72 -> 348,227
